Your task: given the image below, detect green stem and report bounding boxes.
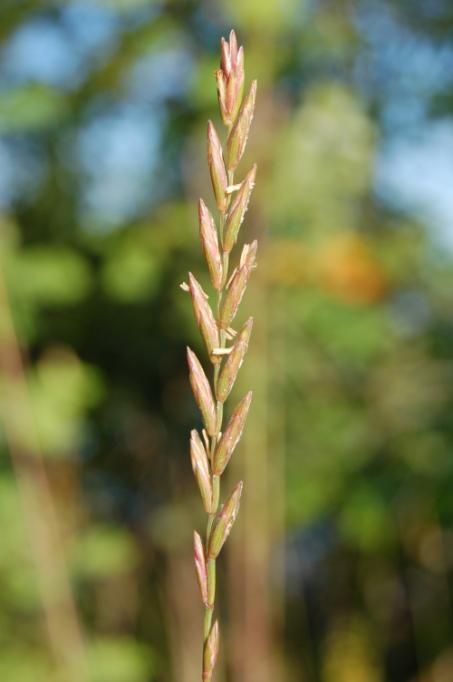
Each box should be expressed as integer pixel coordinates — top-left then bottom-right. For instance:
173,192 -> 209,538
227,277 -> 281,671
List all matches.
203,558 -> 216,640
204,476 -> 219,645
207,476 -> 220,538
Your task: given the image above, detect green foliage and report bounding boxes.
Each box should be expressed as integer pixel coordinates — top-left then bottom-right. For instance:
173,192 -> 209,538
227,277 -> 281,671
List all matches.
339,485 -> 394,552
87,637 -> 154,682
73,525 -> 138,579
221,0 -> 302,31
0,474 -> 40,609
101,238 -> 160,302
302,295 -> 391,366
10,247 -> 92,305
0,85 -> 67,132
0,648 -> 55,682
270,84 -> 374,231
29,351 -> 104,457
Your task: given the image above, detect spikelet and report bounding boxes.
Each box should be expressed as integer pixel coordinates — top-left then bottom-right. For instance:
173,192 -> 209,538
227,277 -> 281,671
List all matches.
226,80 -> 257,171
213,392 -> 252,475
219,240 -> 257,330
216,318 -> 253,403
191,430 -> 213,513
203,621 -> 220,681
208,482 -> 243,559
223,165 -> 257,253
194,531 -> 209,606
216,30 -> 244,127
207,121 -> 228,213
188,273 -> 220,362
187,348 -> 217,437
199,199 -> 223,290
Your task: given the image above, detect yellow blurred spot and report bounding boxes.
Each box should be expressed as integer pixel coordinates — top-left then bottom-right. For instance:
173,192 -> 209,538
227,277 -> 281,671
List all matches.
417,525 -> 448,574
427,648 -> 453,682
261,239 -> 309,285
314,232 -> 386,304
322,616 -> 382,682
261,233 -> 386,305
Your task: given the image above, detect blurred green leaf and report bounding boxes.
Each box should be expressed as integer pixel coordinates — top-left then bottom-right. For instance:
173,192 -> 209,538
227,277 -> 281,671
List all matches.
9,247 -> 92,305
270,83 -> 375,232
0,474 -> 40,609
222,0 -> 304,31
304,295 -> 391,366
101,239 -> 160,302
88,637 -> 154,682
190,57 -> 220,108
0,85 -> 67,132
72,526 -> 138,579
95,0 -> 158,9
340,485 -> 394,551
287,472 -> 341,525
0,647 -> 55,682
30,350 -> 104,456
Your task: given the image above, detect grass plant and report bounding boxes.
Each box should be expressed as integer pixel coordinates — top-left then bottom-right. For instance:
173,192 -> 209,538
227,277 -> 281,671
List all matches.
183,29 -> 257,681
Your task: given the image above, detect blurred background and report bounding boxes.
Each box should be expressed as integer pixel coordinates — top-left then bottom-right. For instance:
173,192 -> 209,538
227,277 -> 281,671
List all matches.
1,0 -> 453,680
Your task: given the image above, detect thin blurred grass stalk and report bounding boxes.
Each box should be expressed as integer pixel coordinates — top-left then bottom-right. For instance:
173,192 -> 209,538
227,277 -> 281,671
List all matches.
0,266 -> 86,681
183,30 -> 257,681
228,283 -> 287,682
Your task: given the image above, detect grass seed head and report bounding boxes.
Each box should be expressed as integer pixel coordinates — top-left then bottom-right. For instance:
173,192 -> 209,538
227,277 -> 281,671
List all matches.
187,29 -> 257,679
